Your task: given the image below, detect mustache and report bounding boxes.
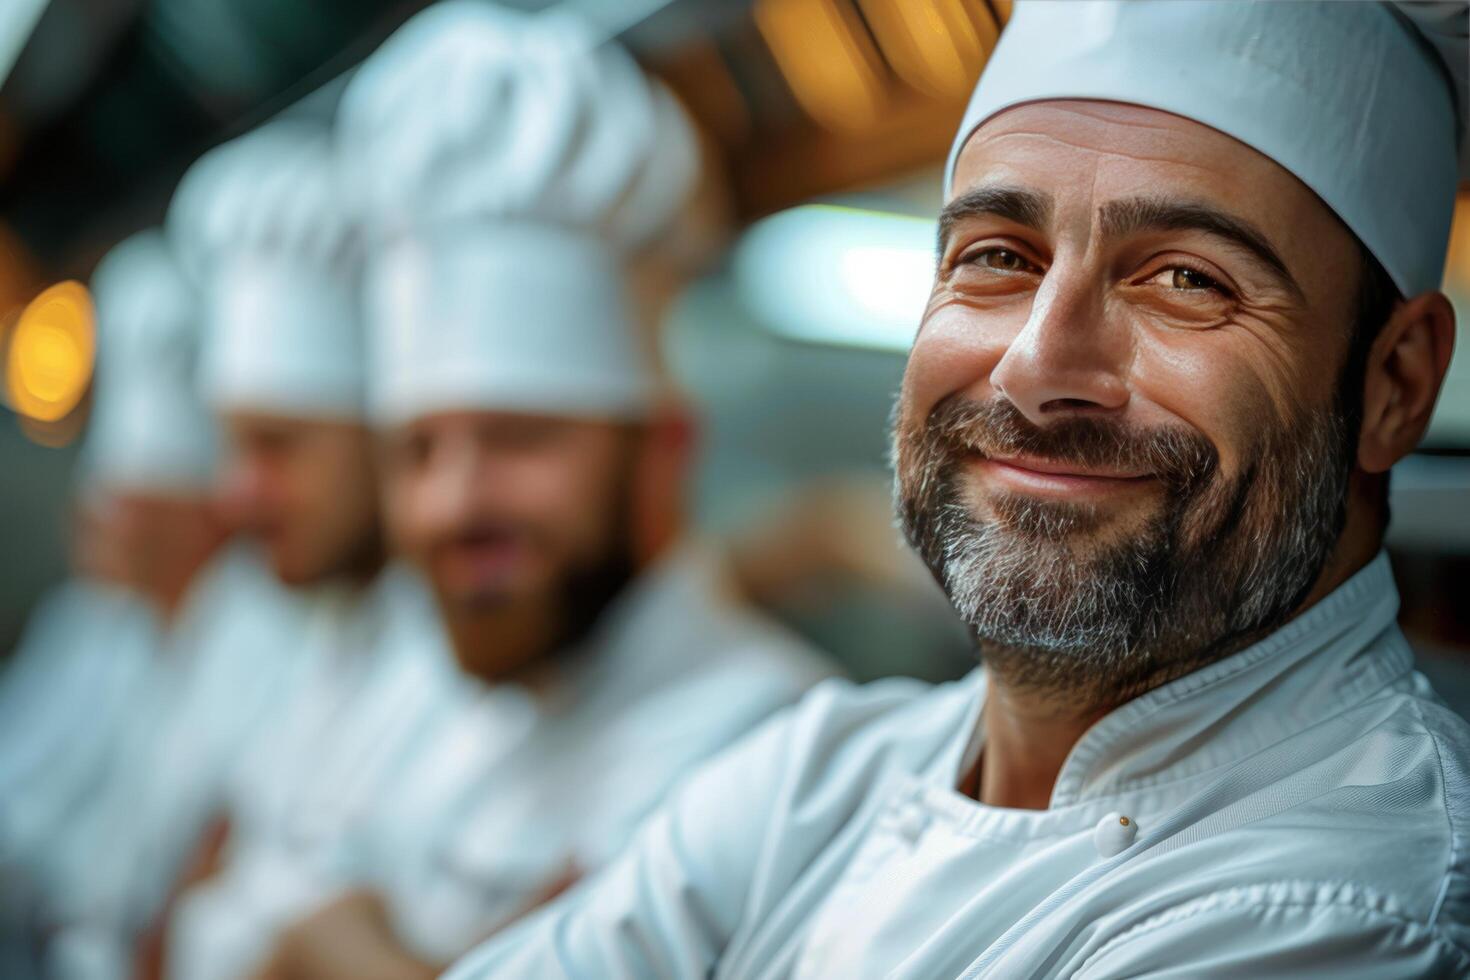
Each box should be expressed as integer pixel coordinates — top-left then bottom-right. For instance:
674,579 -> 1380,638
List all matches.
919,397 -> 1219,493
426,519 -> 541,555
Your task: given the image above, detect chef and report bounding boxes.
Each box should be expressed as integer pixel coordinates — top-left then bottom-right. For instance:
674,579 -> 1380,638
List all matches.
0,229 -> 224,915
243,7 -> 832,978
24,233 -> 309,980
161,116 -> 459,980
447,2 -> 1470,976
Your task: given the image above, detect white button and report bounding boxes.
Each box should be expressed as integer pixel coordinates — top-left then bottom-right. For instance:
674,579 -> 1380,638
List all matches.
895,803 -> 929,843
1093,812 -> 1138,858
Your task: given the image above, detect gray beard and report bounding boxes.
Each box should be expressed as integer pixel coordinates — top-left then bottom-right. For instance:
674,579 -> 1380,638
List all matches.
894,397 -> 1353,706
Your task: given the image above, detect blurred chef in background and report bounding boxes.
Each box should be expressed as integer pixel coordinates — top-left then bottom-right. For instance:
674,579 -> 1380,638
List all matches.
159,117 -> 459,980
35,234 -> 310,980
0,230 -> 222,975
241,6 -> 832,978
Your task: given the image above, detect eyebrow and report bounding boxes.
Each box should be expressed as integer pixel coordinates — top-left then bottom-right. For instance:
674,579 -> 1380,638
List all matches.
937,185 -> 1053,255
1099,196 -> 1303,300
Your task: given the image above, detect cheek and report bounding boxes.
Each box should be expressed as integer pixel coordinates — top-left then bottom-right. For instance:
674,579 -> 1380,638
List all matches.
522,447 -> 624,552
289,453 -> 364,539
903,298 -> 1023,422
530,455 -> 611,526
294,458 -> 340,519
385,477 -> 435,554
1131,332 -> 1286,478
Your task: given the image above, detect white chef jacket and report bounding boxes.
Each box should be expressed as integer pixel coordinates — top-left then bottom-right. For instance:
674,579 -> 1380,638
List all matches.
41,548 -> 312,980
165,565 -> 459,980
113,547 -> 312,916
333,545 -> 834,964
448,552 -> 1470,978
0,582 -> 161,897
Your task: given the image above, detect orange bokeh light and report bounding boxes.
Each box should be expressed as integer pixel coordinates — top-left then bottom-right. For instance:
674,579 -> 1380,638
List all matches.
5,280 -> 95,423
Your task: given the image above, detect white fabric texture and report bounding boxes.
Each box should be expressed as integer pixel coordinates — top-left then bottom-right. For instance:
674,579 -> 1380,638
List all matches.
446,553 -> 1470,978
163,566 -> 458,980
41,548 -> 312,980
323,545 -> 833,965
82,230 -> 216,492
0,583 -> 161,909
168,118 -> 365,419
117,548 -> 310,918
338,0 -> 698,424
947,0 -> 1468,296
365,222 -> 653,424
337,0 -> 699,252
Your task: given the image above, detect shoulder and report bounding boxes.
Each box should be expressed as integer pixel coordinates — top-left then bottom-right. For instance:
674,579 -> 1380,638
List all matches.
1084,688 -> 1470,976
673,601 -> 840,707
1396,690 -> 1470,953
1234,685 -> 1470,923
639,668 -> 972,823
1074,879 -> 1470,978
663,670 -> 976,848
1322,688 -> 1470,947
615,673 -> 976,915
781,671 -> 969,764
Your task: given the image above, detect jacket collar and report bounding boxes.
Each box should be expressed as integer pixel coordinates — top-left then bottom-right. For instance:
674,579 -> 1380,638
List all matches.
1045,551 -> 1412,806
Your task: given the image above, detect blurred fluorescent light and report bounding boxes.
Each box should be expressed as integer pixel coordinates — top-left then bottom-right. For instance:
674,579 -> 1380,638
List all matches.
0,0 -> 49,87
734,204 -> 936,351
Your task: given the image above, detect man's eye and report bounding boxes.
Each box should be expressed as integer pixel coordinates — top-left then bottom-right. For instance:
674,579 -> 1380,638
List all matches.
972,248 -> 1035,273
1165,267 -> 1225,293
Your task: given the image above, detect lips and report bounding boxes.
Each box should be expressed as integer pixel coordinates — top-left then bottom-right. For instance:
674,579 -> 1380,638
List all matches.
971,454 -> 1155,497
432,529 -> 530,594
989,453 -> 1150,481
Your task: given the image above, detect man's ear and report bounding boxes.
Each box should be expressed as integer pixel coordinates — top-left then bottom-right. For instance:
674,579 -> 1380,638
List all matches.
1357,291 -> 1456,473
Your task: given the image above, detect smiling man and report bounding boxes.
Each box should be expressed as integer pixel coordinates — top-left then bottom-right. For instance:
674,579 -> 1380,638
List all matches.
446,2 -> 1470,977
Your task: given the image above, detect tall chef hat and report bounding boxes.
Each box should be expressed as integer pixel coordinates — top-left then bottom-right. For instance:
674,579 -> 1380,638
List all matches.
947,0 -> 1468,297
364,222 -> 648,426
168,117 -> 365,419
338,1 -> 698,425
82,230 -> 217,492
338,0 -> 700,252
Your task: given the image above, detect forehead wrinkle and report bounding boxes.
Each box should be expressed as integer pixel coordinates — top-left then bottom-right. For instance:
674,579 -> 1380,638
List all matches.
967,128 -> 1236,177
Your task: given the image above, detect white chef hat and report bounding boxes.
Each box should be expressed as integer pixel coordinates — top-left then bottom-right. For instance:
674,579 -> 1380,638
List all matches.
947,0 -> 1468,297
337,0 -> 688,425
338,0 -> 700,252
81,230 -> 218,493
168,117 -> 365,419
366,221 -> 652,426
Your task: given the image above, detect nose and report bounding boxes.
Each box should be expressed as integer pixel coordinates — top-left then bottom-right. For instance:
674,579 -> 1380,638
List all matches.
215,459 -> 265,528
420,440 -> 482,532
989,268 -> 1129,426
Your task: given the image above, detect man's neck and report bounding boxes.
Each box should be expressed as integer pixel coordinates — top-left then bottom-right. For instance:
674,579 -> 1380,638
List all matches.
965,524 -> 1383,811
966,681 -> 1111,809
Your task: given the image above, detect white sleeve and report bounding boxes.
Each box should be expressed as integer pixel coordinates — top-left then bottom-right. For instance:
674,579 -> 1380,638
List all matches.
445,712 -> 797,980
580,660 -> 811,869
1072,885 -> 1470,979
